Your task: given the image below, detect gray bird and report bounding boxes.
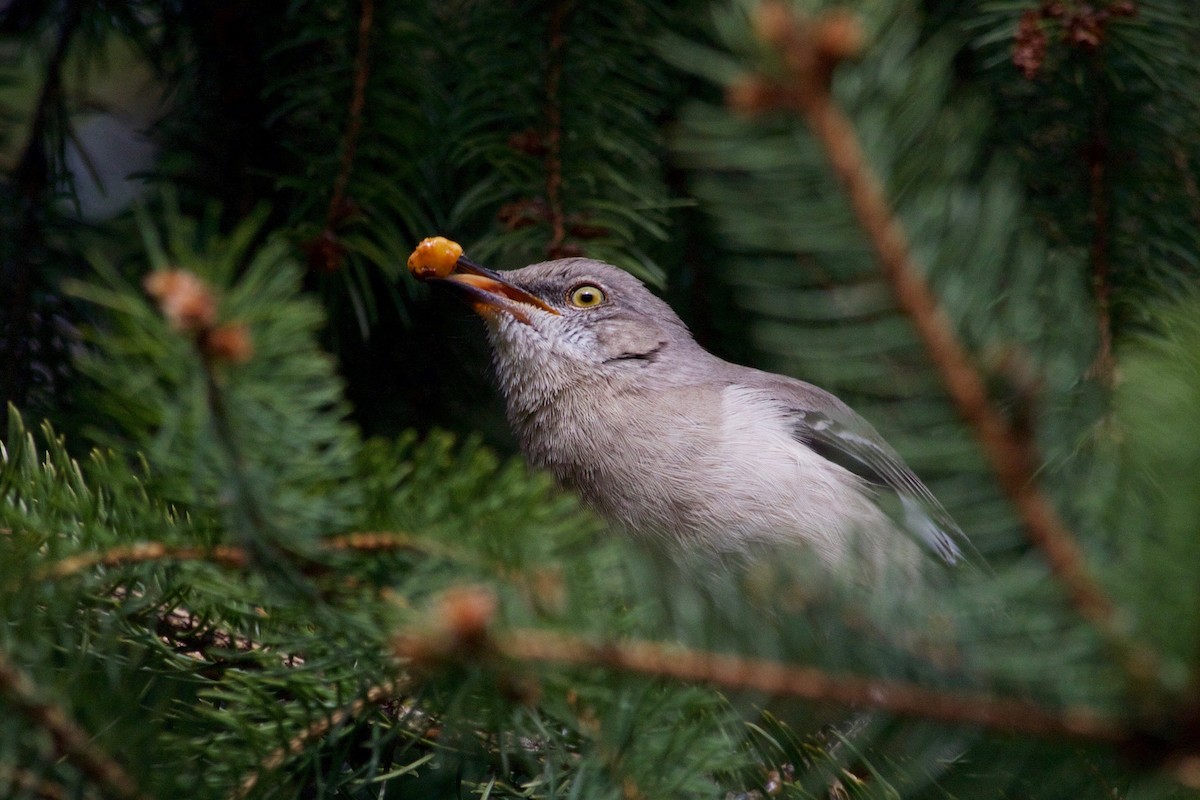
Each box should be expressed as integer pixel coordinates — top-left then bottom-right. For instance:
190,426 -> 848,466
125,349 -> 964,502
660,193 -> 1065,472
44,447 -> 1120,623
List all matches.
434,257 -> 968,576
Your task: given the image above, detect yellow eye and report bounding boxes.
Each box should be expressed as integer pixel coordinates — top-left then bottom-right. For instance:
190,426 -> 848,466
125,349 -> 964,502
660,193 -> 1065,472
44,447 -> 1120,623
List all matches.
569,284 -> 605,308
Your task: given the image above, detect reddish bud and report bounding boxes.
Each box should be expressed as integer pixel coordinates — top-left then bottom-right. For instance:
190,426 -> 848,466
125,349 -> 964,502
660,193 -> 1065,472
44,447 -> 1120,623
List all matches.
727,75 -> 786,113
1013,9 -> 1048,79
144,270 -> 217,332
435,585 -> 497,649
814,10 -> 864,63
204,323 -> 254,364
1064,5 -> 1106,50
753,0 -> 797,48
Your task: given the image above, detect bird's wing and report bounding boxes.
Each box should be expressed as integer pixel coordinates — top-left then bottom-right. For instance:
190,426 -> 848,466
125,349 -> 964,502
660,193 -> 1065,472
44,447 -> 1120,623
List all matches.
735,369 -> 972,566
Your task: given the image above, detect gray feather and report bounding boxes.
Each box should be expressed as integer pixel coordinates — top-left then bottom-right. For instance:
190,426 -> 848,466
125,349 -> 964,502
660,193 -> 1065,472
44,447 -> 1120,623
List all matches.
715,367 -> 968,565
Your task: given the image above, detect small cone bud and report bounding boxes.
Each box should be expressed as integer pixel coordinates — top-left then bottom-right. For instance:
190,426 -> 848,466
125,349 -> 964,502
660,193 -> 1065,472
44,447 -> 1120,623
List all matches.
144,270 -> 217,332
815,10 -> 865,62
753,0 -> 796,47
436,585 -> 497,648
205,323 -> 254,364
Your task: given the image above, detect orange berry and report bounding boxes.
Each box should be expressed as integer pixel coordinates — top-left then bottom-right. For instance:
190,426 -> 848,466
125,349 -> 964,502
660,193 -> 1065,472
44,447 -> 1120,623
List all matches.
407,236 -> 464,280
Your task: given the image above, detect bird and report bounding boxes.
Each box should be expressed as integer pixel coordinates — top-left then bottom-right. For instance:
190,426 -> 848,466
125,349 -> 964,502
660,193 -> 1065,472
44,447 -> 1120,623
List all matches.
429,256 -> 969,578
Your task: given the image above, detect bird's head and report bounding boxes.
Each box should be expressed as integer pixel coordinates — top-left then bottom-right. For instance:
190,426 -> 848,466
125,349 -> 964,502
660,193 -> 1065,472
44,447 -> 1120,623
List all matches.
434,258 -> 697,409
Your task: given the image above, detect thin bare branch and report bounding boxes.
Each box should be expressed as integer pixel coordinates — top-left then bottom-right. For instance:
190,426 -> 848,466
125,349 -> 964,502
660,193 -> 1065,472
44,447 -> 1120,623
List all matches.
543,1 -> 573,257
1085,59 -> 1115,385
490,629 -> 1125,743
325,0 -> 374,234
35,532 -> 473,583
324,530 -> 458,558
37,543 -> 247,580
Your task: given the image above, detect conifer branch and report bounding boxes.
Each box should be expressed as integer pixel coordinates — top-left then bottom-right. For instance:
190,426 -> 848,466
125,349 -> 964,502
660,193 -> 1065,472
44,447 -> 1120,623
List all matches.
563,689 -> 648,800
327,530 -> 456,558
10,1 -> 81,197
2,0 -> 84,414
1178,147 -> 1200,228
231,680 -> 403,800
324,0 -> 374,239
37,543 -> 249,580
1086,61 -> 1115,384
732,2 -> 1127,651
0,647 -> 149,800
0,765 -> 74,800
201,354 -> 292,570
543,1 -> 572,257
404,626 -> 1126,743
141,268 -> 278,574
35,532 -> 476,582
152,603 -> 275,663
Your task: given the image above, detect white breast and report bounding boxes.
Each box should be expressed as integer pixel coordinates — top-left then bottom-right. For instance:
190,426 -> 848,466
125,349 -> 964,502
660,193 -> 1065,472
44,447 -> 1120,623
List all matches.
696,385 -> 902,569
515,375 -> 915,574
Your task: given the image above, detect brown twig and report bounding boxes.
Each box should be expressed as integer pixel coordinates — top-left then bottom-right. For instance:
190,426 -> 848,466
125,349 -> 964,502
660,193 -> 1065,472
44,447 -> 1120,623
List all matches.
397,591 -> 1123,743
481,629 -> 1126,743
143,599 -> 293,666
1085,58 -> 1115,385
735,3 -> 1124,648
543,1 -> 573,257
326,0 -> 374,233
308,0 -> 374,273
325,530 -> 447,556
35,532 -> 472,583
231,680 -> 402,800
37,543 -> 248,581
0,648 -> 150,800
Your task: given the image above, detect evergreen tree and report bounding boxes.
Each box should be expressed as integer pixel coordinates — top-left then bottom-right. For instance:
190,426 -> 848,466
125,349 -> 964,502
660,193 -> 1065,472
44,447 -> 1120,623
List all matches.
2,0 -> 1199,797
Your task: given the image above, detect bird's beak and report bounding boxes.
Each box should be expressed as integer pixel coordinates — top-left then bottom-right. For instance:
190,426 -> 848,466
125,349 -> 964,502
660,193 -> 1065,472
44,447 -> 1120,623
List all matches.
436,258 -> 559,323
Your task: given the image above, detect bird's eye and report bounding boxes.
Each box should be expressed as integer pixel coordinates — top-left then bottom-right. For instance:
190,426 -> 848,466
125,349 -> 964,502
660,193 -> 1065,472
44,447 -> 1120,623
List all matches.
568,284 -> 605,308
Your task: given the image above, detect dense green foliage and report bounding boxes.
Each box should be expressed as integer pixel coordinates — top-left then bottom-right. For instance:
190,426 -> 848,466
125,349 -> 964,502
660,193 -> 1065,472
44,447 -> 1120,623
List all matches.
2,0 -> 1199,797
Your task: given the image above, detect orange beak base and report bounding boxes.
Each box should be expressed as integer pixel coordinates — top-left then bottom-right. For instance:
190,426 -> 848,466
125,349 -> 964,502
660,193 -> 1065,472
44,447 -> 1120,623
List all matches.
437,272 -> 559,323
